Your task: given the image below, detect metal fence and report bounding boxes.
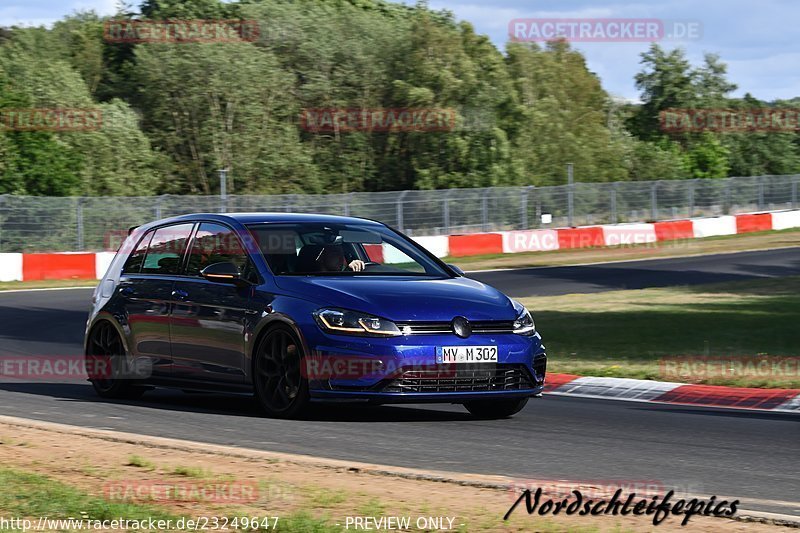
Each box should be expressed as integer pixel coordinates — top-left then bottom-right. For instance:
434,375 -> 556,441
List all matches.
0,174 -> 798,252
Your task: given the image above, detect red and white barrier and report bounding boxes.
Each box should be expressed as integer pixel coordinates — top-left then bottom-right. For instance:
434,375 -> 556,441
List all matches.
445,209 -> 800,258
0,253 -> 23,282
5,209 -> 800,281
691,215 -> 737,238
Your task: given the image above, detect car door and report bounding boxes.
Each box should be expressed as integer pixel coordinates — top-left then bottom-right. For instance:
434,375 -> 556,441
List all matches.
117,223 -> 195,379
169,222 -> 257,385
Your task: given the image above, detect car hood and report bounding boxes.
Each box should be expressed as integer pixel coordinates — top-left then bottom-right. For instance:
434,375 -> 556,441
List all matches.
273,276 -> 517,322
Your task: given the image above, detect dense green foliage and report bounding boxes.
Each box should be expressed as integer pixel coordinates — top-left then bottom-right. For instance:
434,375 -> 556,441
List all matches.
0,0 -> 798,196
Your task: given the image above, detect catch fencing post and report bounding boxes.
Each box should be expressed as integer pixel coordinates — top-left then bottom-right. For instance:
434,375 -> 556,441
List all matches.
688,179 -> 696,218
724,178 -> 733,214
218,168 -> 228,213
610,183 -> 618,224
481,188 -> 490,232
155,195 -> 164,219
397,190 -> 409,232
758,176 -> 765,211
792,175 -> 798,209
650,182 -> 658,221
344,192 -> 354,216
443,190 -> 452,234
521,186 -> 533,229
567,163 -> 574,227
76,198 -> 85,251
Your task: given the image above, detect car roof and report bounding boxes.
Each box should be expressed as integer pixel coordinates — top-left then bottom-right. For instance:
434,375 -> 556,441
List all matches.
145,212 -> 385,228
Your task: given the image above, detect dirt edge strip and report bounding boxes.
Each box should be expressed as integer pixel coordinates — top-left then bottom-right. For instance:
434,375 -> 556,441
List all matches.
0,414 -> 797,528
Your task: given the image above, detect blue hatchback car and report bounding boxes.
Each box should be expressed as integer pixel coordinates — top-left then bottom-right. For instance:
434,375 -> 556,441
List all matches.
85,213 -> 546,418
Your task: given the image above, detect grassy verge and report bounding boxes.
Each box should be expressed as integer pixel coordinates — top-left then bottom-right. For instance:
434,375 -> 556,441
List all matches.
450,227 -> 800,271
521,276 -> 800,388
0,466 -> 334,532
0,279 -> 95,291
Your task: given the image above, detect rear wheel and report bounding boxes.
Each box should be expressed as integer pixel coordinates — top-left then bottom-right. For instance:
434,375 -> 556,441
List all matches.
86,322 -> 146,399
253,326 -> 310,419
463,398 -> 528,419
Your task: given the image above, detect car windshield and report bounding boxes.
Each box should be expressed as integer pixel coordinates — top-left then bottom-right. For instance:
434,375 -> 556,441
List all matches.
246,222 -> 449,277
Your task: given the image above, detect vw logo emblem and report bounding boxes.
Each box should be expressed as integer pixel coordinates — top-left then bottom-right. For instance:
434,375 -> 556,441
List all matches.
451,316 -> 472,338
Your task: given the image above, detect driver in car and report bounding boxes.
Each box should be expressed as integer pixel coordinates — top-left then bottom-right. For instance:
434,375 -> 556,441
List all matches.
317,244 -> 366,272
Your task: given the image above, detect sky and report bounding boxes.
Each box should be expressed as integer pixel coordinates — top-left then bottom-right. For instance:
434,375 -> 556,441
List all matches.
2,0 -> 798,102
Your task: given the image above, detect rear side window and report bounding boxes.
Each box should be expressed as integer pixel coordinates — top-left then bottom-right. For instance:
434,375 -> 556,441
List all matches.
186,222 -> 251,277
122,230 -> 154,274
141,223 -> 194,275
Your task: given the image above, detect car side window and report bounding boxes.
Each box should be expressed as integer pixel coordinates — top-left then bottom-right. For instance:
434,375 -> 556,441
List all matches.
141,223 -> 194,275
186,222 -> 253,279
122,230 -> 154,274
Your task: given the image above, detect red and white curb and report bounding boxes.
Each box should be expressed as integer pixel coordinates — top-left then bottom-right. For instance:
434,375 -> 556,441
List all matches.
545,374 -> 800,413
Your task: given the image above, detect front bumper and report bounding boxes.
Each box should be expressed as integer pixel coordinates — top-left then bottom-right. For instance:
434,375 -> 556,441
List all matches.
303,329 -> 546,403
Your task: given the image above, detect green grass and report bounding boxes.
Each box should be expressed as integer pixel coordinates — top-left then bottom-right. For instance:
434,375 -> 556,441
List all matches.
126,455 -> 157,471
521,276 -> 800,388
172,465 -> 211,478
0,467 -> 178,524
0,467 -> 342,532
0,279 -> 95,291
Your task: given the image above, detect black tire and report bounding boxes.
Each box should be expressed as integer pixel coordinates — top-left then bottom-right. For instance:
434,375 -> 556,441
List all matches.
85,321 -> 146,399
253,325 -> 310,419
463,398 -> 528,419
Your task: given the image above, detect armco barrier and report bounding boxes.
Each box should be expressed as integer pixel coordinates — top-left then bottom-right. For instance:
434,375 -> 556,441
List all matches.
7,210 -> 800,282
22,253 -> 96,281
412,235 -> 449,258
601,223 -> 657,247
772,209 -> 800,231
95,251 -> 116,280
653,220 -> 694,241
735,213 -> 772,234
448,233 -> 503,257
502,229 -> 559,253
557,226 -> 605,249
0,253 -> 23,282
692,215 -> 737,238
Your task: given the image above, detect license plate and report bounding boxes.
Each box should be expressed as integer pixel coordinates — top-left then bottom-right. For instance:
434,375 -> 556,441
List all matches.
436,346 -> 498,364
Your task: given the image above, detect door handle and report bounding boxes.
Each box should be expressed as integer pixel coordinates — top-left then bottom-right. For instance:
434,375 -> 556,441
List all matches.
172,289 -> 189,300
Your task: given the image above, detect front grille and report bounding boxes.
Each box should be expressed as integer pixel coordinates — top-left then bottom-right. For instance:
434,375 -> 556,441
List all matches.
395,320 -> 515,335
380,364 -> 536,393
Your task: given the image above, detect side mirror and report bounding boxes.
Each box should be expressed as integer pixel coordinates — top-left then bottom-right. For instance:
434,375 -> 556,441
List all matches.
447,263 -> 465,277
200,262 -> 248,285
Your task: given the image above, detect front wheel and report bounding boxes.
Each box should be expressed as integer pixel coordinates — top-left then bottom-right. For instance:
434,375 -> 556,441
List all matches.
463,398 -> 528,419
253,325 -> 310,419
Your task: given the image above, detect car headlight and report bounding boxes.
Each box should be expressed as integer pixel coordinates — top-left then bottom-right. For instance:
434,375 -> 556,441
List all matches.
313,308 -> 401,337
512,301 -> 536,336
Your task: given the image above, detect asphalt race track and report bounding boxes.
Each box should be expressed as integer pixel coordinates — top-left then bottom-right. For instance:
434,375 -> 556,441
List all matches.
0,248 -> 798,517
469,246 -> 800,297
